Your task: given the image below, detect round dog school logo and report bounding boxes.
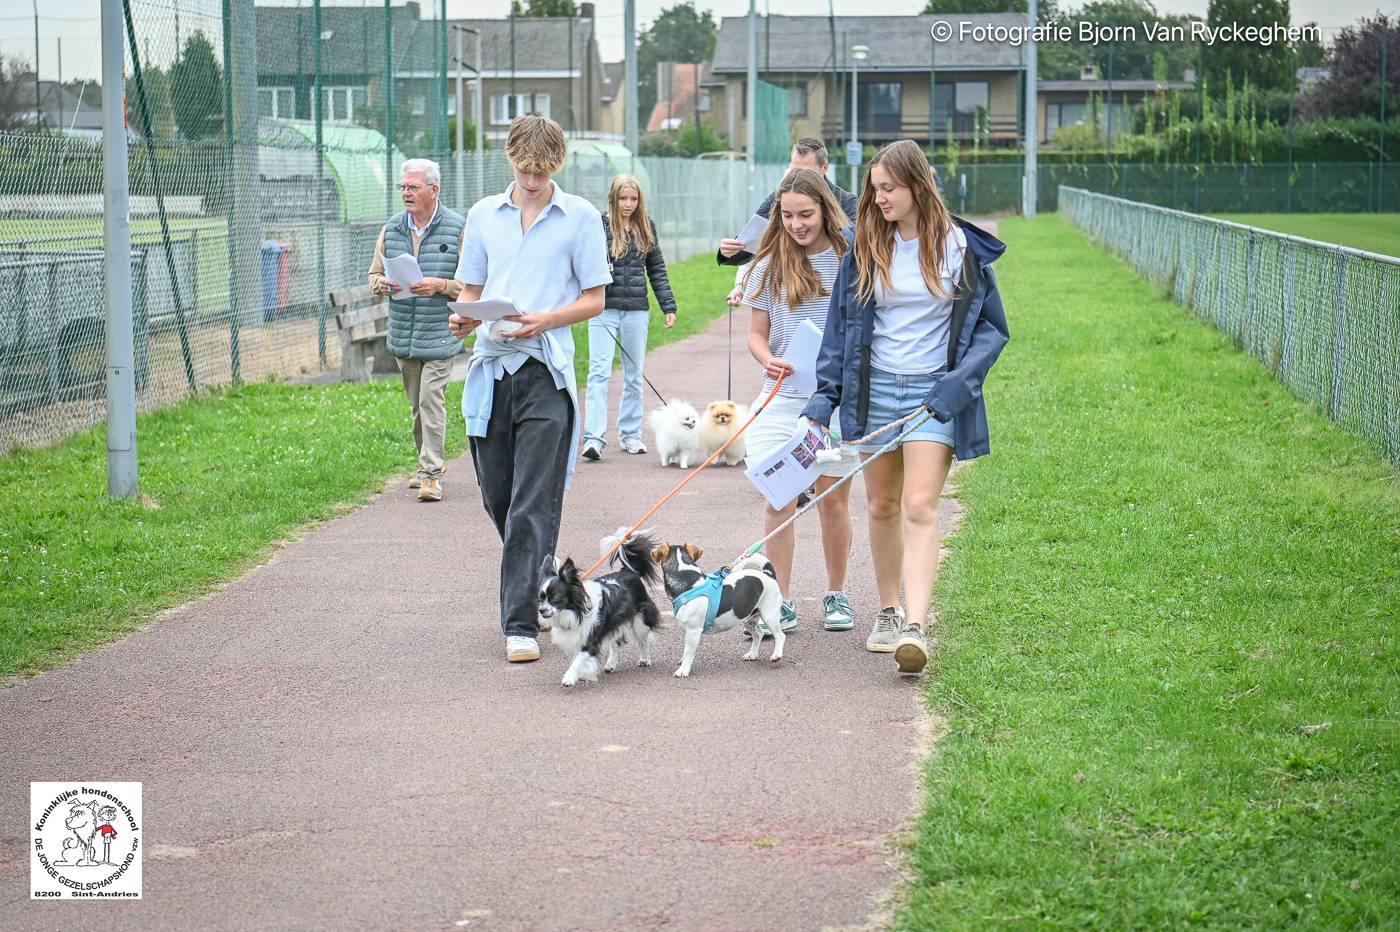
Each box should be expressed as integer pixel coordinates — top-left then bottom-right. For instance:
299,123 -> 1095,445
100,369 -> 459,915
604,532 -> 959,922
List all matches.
31,782 -> 142,899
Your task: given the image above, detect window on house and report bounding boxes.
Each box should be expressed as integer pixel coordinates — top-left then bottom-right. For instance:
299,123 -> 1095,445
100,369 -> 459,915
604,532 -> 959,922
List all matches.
934,81 -> 989,136
490,93 -> 551,125
412,95 -> 427,116
857,82 -> 902,135
1044,101 -> 1087,141
317,86 -> 357,123
770,80 -> 808,118
258,86 -> 295,119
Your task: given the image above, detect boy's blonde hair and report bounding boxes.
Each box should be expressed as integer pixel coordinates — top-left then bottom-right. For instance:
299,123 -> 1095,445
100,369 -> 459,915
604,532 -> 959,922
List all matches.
505,115 -> 567,175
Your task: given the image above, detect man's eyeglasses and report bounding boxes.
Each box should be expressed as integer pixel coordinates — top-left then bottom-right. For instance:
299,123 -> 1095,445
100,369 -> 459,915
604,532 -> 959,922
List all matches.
398,183 -> 429,193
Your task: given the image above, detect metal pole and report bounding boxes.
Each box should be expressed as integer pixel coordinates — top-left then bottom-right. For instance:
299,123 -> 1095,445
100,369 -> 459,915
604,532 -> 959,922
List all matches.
222,0 -> 240,381
438,0 -> 448,157
33,0 -> 40,127
1024,0 -> 1037,218
475,29 -> 483,200
57,37 -> 64,131
850,51 -> 858,192
455,25 -> 464,209
624,0 -> 638,152
928,32 -> 935,155
1105,41 -> 1114,153
746,0 -> 756,204
1286,48 -> 1295,212
1194,41 -> 1203,212
568,15 -> 575,135
385,0 -> 393,216
102,0 -> 138,498
314,0 -> 326,365
1380,32 -> 1388,212
510,6 -> 516,103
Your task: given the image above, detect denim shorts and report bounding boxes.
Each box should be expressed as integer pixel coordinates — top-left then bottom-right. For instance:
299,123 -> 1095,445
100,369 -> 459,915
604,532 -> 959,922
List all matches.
857,366 -> 956,453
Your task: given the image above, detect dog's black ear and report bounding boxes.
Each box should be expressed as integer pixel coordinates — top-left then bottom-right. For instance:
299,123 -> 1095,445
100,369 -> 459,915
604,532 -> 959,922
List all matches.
540,554 -> 559,579
651,544 -> 670,563
559,557 -> 580,580
684,543 -> 704,562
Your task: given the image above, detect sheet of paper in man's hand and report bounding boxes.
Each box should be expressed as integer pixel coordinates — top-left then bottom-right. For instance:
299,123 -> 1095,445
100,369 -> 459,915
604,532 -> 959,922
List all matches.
447,298 -> 520,321
736,213 -> 768,252
380,253 -> 424,295
780,319 -> 823,397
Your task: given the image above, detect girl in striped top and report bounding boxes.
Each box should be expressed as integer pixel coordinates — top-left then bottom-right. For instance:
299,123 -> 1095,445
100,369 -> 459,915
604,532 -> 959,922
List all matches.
741,168 -> 860,634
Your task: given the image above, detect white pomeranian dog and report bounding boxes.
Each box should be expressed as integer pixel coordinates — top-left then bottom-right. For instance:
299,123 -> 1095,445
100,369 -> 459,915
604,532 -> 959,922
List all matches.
699,400 -> 748,466
648,400 -> 706,469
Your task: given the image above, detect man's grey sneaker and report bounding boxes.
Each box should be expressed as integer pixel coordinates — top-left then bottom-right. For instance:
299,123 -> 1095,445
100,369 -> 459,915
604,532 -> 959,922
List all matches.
505,636 -> 541,663
754,599 -> 799,638
894,623 -> 929,674
621,437 -> 648,455
865,606 -> 904,653
823,591 -> 855,631
581,441 -> 602,461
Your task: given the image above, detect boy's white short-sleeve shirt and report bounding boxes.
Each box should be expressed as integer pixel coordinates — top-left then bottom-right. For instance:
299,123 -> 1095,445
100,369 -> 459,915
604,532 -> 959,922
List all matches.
456,181 -> 611,360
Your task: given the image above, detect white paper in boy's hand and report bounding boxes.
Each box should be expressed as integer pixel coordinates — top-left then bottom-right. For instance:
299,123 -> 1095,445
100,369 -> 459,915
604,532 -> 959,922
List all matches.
735,213 -> 768,252
380,253 -> 424,295
447,298 -> 520,321
780,319 -> 823,397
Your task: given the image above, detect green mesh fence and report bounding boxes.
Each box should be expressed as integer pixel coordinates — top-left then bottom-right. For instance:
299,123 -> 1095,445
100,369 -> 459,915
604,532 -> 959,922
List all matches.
1061,187 -> 1400,465
0,0 -> 794,453
753,80 -> 791,165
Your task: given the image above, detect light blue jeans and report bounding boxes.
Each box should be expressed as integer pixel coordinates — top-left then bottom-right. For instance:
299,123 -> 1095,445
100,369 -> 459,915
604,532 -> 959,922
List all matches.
584,309 -> 650,449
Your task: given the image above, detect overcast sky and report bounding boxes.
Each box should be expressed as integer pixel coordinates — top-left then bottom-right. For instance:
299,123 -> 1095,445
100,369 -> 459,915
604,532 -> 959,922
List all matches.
3,0 -> 1390,85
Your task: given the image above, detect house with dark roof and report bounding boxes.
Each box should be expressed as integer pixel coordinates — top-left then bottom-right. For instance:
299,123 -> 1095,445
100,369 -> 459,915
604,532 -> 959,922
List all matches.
598,61 -> 626,138
705,14 -> 1028,152
254,3 -> 608,145
15,79 -> 103,139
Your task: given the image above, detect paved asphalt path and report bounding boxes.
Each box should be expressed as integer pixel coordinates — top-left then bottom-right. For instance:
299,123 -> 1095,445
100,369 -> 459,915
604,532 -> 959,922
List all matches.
1,310 -> 959,931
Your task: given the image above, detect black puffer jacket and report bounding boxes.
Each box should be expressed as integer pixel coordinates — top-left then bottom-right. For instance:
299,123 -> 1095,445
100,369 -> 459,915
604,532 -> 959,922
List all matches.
603,216 -> 678,314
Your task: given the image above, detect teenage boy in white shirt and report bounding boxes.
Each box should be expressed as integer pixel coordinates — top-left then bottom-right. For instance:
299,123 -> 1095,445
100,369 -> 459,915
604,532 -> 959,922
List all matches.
449,115 -> 611,664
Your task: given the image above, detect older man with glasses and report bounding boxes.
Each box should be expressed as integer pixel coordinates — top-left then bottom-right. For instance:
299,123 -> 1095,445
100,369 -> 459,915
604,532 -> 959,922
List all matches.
367,158 -> 468,502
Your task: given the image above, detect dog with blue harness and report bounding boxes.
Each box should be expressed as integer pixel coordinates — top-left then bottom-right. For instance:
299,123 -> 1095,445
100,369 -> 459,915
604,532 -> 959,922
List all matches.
652,543 -> 787,677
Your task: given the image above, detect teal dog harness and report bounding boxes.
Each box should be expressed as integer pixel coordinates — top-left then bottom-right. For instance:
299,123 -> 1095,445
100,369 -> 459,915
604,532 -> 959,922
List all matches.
671,568 -> 729,632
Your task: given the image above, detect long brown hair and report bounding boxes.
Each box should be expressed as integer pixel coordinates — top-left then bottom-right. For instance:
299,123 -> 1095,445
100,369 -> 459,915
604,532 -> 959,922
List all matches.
742,168 -> 849,308
854,140 -> 955,303
607,173 -> 655,260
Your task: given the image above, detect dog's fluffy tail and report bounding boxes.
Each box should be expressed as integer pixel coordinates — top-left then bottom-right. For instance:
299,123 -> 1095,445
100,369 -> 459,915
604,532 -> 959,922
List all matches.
599,527 -> 661,584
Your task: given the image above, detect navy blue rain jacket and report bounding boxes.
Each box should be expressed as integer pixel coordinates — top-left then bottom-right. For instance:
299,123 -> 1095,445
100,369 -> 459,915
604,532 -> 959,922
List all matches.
801,217 -> 1010,461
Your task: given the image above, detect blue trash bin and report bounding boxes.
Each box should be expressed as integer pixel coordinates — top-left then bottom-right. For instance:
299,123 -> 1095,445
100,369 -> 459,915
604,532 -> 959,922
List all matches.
259,241 -> 284,320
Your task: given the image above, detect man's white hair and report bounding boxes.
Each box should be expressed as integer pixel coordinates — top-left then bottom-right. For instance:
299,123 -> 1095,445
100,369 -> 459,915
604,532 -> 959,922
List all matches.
400,158 -> 441,188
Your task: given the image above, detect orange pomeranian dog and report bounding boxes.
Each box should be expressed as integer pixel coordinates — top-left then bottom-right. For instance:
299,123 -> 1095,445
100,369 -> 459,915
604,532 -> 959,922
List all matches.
699,400 -> 748,465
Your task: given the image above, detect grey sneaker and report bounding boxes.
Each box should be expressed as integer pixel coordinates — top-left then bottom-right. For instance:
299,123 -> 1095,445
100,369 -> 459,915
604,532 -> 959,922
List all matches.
823,592 -> 855,631
894,623 -> 929,674
753,599 -> 799,639
621,437 -> 648,455
582,440 -> 602,461
865,606 -> 904,653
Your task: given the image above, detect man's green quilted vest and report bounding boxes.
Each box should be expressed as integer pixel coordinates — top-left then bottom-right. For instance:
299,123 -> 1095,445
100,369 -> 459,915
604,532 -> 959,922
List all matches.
382,206 -> 467,360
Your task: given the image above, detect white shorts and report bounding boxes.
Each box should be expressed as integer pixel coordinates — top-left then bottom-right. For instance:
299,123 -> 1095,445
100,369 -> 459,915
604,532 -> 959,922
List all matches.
744,393 -> 861,479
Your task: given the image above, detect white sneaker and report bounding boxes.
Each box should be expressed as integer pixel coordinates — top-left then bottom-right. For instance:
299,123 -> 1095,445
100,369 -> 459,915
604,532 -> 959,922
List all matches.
621,437 -> 648,455
865,606 -> 904,653
505,636 -> 540,663
582,440 -> 602,461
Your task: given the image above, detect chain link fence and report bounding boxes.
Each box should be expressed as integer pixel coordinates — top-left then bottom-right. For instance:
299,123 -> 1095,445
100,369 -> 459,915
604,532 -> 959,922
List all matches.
1061,186 -> 1399,465
0,0 -> 791,454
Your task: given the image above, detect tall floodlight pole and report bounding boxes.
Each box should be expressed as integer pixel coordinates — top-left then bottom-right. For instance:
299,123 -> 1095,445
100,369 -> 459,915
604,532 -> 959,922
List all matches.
624,0 -> 638,153
102,0 -> 137,498
746,0 -> 757,205
474,29 -> 482,200
452,25 -> 483,206
1023,0 -> 1038,218
456,24 -> 465,208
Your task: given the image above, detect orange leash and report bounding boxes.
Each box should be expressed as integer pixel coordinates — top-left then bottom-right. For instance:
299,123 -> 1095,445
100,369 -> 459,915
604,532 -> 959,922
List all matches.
581,371 -> 786,579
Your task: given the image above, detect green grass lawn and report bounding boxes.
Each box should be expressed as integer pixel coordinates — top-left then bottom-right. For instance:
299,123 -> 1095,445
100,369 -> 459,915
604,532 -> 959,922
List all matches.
1213,213 -> 1400,257
0,252 -> 736,678
899,215 -> 1399,927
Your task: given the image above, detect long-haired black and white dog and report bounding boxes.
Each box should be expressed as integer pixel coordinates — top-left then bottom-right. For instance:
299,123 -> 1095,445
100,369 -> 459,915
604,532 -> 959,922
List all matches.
538,529 -> 663,688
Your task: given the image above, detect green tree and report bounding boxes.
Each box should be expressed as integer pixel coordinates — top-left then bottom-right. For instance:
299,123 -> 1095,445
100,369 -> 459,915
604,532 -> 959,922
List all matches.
169,31 -> 223,139
921,0 -> 1025,12
126,64 -> 175,140
1203,0 -> 1296,91
1298,14 -> 1399,120
0,53 -> 29,131
636,2 -> 717,134
510,0 -> 578,15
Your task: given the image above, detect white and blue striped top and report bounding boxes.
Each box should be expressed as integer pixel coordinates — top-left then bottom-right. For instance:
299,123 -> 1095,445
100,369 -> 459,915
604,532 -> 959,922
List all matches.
744,247 -> 840,399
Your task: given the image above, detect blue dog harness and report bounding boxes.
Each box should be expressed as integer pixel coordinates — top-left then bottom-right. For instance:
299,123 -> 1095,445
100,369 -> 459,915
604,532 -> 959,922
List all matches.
671,568 -> 729,632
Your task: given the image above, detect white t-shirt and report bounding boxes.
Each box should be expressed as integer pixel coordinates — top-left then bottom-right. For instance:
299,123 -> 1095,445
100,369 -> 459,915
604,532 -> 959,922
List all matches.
745,247 -> 841,398
870,225 -> 966,375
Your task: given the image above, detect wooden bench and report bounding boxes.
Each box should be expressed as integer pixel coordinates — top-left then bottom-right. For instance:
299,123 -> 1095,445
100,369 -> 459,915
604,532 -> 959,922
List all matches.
330,284 -> 399,381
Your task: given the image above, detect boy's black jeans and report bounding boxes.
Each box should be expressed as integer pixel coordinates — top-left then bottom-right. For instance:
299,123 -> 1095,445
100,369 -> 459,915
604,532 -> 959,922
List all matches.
469,358 -> 573,638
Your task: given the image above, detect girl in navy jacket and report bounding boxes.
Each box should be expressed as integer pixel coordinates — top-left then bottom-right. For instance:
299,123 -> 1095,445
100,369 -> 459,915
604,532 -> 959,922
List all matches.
802,140 -> 1010,676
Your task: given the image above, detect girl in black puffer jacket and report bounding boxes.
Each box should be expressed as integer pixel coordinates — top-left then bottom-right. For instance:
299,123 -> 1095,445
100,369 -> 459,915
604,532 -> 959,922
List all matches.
582,173 -> 678,460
